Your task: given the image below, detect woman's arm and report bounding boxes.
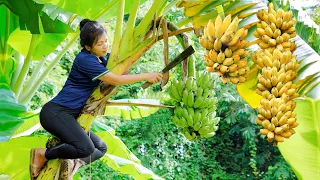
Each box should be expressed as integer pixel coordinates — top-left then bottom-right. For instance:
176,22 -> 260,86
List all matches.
98,72 -> 163,86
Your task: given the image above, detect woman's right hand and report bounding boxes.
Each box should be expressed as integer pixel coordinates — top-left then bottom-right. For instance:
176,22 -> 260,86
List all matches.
145,73 -> 163,84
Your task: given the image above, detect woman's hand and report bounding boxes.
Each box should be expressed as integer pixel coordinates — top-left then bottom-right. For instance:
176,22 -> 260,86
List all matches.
145,73 -> 163,84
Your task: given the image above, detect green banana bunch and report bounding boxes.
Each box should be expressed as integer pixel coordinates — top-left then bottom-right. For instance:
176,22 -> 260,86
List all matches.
169,72 -> 220,141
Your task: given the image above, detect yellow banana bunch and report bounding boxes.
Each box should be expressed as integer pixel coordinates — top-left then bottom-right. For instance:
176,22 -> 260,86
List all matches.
200,14 -> 252,84
169,73 -> 219,140
255,3 -> 297,54
253,3 -> 300,144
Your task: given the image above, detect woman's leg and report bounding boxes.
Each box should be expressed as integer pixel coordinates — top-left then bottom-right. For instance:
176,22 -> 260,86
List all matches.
40,104 -> 95,160
81,130 -> 107,164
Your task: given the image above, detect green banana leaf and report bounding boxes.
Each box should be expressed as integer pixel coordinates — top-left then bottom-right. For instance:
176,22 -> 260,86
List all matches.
177,0 -> 263,28
0,0 -> 74,34
0,126 -> 161,179
278,98 -> 320,180
236,65 -> 262,108
11,109 -> 41,138
0,5 -> 19,85
7,28 -> 67,60
101,154 -> 163,180
34,0 -> 148,20
104,99 -> 160,120
8,98 -> 161,140
0,136 -> 48,179
0,86 -> 27,142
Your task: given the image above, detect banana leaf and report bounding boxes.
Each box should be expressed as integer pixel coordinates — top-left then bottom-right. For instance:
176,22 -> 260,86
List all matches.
7,28 -> 67,60
0,86 -> 27,142
104,99 -> 160,120
0,124 -> 162,179
236,64 -> 262,108
0,136 -> 48,179
0,0 -> 74,34
34,0 -> 148,20
278,98 -> 320,180
176,0 -> 263,28
101,154 -> 163,180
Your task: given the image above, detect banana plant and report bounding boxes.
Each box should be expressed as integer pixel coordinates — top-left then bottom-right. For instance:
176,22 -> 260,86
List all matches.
176,0 -> 320,179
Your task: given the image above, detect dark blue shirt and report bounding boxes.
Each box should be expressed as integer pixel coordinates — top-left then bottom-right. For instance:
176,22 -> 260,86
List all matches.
51,49 -> 110,109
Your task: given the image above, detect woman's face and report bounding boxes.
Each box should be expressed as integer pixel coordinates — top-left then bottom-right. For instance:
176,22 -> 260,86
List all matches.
90,32 -> 108,57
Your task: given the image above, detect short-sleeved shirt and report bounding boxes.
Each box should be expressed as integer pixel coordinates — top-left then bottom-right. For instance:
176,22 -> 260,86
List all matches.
51,49 -> 110,109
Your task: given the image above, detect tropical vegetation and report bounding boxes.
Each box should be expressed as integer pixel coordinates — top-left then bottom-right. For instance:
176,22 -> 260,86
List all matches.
0,0 -> 319,179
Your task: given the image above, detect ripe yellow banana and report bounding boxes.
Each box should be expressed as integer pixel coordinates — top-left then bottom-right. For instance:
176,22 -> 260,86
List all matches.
226,28 -> 245,46
215,14 -> 232,39
213,38 -> 222,51
224,48 -> 233,58
225,16 -> 239,32
215,15 -> 223,29
220,31 -> 234,44
209,50 -> 218,62
207,19 -> 215,38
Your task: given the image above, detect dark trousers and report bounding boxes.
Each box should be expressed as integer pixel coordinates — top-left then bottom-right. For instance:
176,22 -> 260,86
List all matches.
40,102 -> 107,164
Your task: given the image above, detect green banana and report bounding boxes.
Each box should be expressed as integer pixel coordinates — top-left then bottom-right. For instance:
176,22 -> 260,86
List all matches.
202,89 -> 210,98
201,116 -> 210,127
198,125 -> 210,135
202,132 -> 216,138
187,91 -> 195,107
182,89 -> 189,106
177,80 -> 184,97
182,108 -> 189,120
186,78 -> 193,91
170,83 -> 181,101
193,110 -> 201,124
211,125 -> 218,132
168,86 -> 180,101
197,73 -> 205,87
191,131 -> 197,139
197,87 -> 204,97
183,129 -> 194,140
172,116 -> 182,127
180,117 -> 189,127
193,121 -> 202,131
212,117 -> 220,125
187,107 -> 195,118
193,96 -> 204,108
200,75 -> 210,89
207,98 -> 216,108
186,115 -> 194,127
199,98 -> 210,108
207,106 -> 217,114
201,109 -> 208,120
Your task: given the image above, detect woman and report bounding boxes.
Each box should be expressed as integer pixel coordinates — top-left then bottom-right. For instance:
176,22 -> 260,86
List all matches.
30,19 -> 163,178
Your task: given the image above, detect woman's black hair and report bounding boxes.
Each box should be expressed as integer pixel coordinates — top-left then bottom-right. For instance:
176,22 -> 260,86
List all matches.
79,19 -> 106,48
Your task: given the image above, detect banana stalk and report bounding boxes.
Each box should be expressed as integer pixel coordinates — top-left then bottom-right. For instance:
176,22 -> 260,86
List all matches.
11,35 -> 37,97
161,19 -> 170,89
119,0 -> 140,55
107,0 -> 125,69
167,22 -> 194,78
